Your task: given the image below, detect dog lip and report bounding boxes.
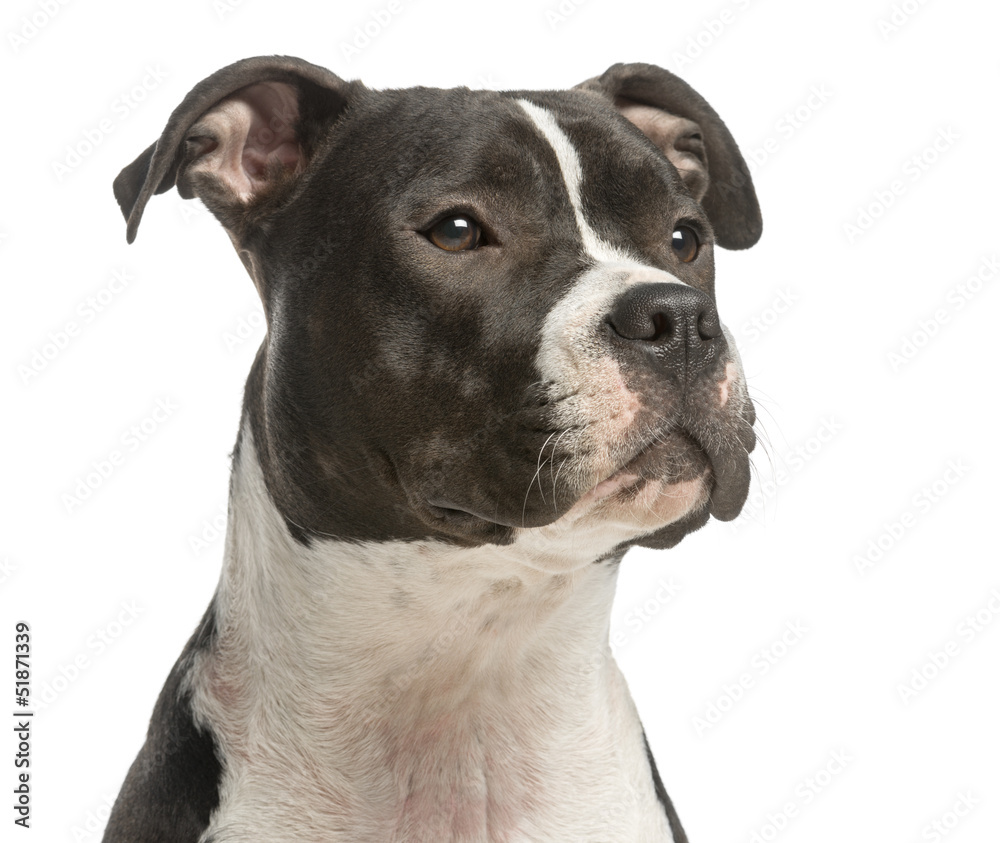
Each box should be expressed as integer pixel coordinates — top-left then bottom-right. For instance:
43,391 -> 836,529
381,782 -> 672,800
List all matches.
426,498 -> 522,529
426,418 -> 755,530
593,423 -> 753,522
579,435 -> 670,504
590,439 -> 659,496
590,470 -> 642,499
699,423 -> 755,522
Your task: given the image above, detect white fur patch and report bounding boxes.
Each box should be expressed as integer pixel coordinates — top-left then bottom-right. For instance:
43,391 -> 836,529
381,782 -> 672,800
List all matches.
517,99 -> 638,265
523,259 -> 712,567
191,426 -> 675,842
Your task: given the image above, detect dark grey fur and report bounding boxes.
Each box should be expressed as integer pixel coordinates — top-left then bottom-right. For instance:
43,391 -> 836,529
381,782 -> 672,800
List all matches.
105,56 -> 760,841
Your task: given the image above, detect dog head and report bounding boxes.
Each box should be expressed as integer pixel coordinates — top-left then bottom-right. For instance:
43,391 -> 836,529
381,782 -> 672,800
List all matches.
116,56 -> 761,569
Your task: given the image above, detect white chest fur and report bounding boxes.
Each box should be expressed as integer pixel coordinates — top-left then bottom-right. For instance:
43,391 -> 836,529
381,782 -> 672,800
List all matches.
187,427 -> 675,842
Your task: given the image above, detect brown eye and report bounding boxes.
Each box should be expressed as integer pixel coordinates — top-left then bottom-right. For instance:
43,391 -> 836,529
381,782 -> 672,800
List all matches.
671,225 -> 699,263
427,215 -> 481,251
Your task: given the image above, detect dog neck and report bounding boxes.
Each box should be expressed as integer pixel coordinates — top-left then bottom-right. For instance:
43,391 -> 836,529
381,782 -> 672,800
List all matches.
187,423 -> 666,838
213,419 -> 623,689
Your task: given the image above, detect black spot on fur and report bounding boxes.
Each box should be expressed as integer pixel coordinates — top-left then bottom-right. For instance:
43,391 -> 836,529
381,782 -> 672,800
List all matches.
102,604 -> 222,842
644,729 -> 689,843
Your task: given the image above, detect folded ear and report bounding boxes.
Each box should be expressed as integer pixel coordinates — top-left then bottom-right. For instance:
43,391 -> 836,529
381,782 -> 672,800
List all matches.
577,62 -> 762,250
113,55 -> 357,243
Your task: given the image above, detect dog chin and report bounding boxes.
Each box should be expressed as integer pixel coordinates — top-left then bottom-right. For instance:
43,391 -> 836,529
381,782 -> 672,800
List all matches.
570,468 -> 712,533
565,426 -> 751,553
423,431 -> 723,552
502,472 -> 710,573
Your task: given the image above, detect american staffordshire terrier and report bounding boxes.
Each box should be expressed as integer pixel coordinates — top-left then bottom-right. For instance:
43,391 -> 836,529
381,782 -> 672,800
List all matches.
104,56 -> 761,842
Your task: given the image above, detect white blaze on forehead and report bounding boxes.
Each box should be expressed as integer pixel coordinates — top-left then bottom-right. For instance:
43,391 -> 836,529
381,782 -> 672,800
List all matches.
518,99 -> 691,385
517,98 -> 635,264
519,97 -> 695,391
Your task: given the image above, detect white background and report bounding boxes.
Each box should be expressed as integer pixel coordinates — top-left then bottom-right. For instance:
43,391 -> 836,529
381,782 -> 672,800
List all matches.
2,0 -> 998,840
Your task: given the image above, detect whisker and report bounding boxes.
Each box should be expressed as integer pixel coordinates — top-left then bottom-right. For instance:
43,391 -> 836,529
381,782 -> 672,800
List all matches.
551,456 -> 572,509
744,386 -> 785,523
522,431 -> 558,526
548,428 -> 574,508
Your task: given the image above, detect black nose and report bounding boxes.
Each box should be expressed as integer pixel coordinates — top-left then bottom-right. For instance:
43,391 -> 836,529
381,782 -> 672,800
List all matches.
606,282 -> 723,376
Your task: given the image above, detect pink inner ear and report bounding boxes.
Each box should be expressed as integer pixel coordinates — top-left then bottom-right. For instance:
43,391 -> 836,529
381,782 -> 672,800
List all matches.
614,98 -> 710,203
186,81 -> 304,203
237,82 -> 303,182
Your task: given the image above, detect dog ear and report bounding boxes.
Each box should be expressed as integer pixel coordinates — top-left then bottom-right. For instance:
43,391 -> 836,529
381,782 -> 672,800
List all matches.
114,56 -> 357,244
577,63 -> 762,250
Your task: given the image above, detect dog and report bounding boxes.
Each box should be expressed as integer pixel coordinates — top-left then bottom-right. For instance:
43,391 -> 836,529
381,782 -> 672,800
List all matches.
103,56 -> 761,842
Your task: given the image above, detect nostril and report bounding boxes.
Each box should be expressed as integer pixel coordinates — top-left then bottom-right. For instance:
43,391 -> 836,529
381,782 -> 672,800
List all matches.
696,309 -> 722,340
607,309 -> 672,342
649,311 -> 671,342
606,301 -> 665,342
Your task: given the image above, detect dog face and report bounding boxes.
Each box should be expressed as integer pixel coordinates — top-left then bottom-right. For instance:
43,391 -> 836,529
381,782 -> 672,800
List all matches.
116,58 -> 761,568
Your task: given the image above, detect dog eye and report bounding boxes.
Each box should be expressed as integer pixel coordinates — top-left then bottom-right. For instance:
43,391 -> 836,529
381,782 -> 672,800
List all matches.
427,215 -> 482,251
671,225 -> 699,263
